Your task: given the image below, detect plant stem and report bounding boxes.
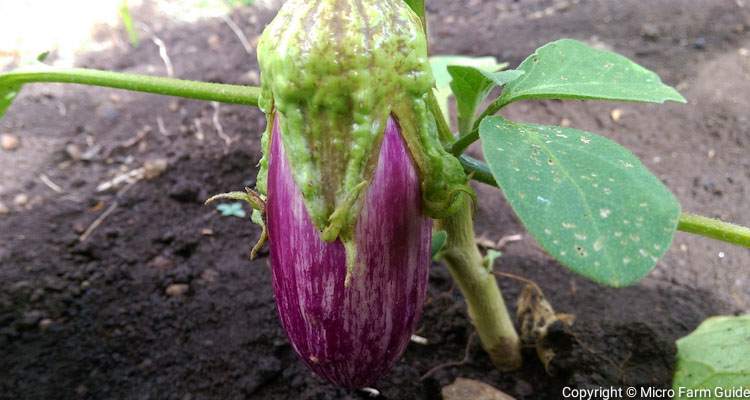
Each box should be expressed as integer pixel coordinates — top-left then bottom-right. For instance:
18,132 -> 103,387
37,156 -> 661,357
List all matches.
460,156 -> 750,249
450,98 -> 509,156
450,128 -> 479,156
678,213 -> 750,248
458,155 -> 496,186
436,200 -> 523,371
1,66 -> 260,107
407,0 -> 523,371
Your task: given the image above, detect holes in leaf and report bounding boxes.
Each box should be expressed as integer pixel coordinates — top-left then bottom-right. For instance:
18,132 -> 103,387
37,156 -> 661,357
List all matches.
575,245 -> 587,257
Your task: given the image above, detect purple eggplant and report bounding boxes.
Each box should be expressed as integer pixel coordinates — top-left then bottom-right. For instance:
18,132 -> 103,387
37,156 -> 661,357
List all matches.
267,115 -> 432,388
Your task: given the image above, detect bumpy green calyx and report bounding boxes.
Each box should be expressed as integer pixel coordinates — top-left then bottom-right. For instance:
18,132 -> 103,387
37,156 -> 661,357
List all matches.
255,0 -> 469,242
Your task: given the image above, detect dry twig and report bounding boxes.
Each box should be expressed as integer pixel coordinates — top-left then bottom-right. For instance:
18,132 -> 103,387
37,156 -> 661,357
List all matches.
39,174 -> 64,193
222,15 -> 253,55
79,182 -> 135,242
212,102 -> 234,147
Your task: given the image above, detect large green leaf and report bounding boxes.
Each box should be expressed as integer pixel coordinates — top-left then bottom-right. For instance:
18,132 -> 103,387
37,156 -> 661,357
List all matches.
447,66 -> 523,135
673,315 -> 750,398
480,117 -> 680,286
499,39 -> 686,106
429,56 -> 507,120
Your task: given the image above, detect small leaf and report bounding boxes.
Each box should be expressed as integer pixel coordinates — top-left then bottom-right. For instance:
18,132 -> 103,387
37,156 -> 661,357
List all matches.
480,117 -> 680,286
447,65 -> 523,134
1,83 -> 22,119
36,51 -> 50,63
429,56 -> 508,120
483,249 -> 502,271
216,202 -> 246,218
499,39 -> 686,106
673,315 -> 750,398
119,0 -> 140,47
431,230 -> 447,259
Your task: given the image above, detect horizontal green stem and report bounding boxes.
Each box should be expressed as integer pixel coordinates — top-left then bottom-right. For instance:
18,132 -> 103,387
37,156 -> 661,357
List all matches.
458,155 -> 496,186
1,66 -> 260,107
460,156 -> 750,249
677,213 -> 750,248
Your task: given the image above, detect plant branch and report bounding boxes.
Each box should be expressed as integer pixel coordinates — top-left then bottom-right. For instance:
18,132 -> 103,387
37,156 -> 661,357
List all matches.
1,66 -> 260,107
678,213 -> 750,248
460,155 -> 750,249
459,155 -> 496,186
450,98 -> 509,156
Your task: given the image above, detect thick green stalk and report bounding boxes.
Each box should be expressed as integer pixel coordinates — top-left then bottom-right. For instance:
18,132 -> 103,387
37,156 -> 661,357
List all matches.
436,201 -> 523,371
461,157 -> 750,249
1,66 -> 260,107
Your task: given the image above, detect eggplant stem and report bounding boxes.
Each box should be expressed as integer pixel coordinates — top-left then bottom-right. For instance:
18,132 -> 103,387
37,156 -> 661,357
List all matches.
436,199 -> 523,371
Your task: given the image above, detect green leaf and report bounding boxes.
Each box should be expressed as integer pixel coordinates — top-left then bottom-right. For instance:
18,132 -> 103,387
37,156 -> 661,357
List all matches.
36,51 -> 50,63
480,117 -> 680,287
673,315 -> 750,398
499,39 -> 686,106
431,230 -> 448,260
403,0 -> 424,19
1,83 -> 22,119
119,0 -> 140,47
429,56 -> 508,120
447,66 -> 524,135
483,249 -> 503,271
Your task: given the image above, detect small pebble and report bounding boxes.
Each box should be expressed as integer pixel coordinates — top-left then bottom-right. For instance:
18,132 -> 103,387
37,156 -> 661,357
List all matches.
13,193 -> 29,207
144,159 -> 169,179
0,202 -> 9,215
200,269 -> 219,283
1,133 -> 20,151
207,34 -> 222,50
38,318 -> 54,331
20,310 -> 44,328
149,255 -> 175,270
442,378 -> 515,400
693,37 -> 707,50
65,144 -> 83,161
166,283 -> 189,297
641,23 -> 660,40
560,117 -> 572,127
168,100 -> 180,112
610,108 -> 624,122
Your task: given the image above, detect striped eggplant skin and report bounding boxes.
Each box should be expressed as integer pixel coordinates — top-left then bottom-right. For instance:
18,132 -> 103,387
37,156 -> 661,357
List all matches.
267,115 -> 432,388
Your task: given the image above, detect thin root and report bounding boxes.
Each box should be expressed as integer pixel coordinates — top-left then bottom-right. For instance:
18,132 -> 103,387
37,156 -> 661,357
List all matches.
420,331 -> 477,380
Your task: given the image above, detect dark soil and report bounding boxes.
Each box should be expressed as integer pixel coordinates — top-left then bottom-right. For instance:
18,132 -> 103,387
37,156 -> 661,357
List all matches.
1,1 -> 748,399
